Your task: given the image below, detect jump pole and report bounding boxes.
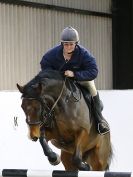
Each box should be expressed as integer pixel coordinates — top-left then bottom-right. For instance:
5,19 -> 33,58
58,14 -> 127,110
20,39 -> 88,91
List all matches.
0,170 -> 132,177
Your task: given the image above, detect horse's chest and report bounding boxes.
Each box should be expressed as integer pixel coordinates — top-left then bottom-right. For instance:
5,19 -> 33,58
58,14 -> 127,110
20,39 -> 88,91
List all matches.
56,119 -> 76,139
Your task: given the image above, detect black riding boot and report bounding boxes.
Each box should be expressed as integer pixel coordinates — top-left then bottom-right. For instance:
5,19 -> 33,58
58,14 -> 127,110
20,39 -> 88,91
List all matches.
92,93 -> 110,135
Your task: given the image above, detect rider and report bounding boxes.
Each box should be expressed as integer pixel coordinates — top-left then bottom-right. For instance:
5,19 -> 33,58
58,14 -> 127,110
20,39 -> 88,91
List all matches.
40,26 -> 110,135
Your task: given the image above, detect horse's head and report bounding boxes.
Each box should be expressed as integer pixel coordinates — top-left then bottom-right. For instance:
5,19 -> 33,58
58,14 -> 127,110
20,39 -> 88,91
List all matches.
17,82 -> 44,141
17,70 -> 65,141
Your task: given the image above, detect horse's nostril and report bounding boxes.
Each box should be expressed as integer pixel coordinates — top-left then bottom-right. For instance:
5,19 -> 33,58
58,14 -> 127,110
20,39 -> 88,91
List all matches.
32,137 -> 38,141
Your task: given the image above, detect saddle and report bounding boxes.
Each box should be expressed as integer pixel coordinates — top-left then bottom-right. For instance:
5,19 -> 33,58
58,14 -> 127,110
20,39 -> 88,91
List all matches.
65,78 -> 92,111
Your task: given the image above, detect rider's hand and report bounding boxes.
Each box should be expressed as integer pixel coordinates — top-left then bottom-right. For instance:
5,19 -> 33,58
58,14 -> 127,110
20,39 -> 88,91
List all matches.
64,70 -> 74,77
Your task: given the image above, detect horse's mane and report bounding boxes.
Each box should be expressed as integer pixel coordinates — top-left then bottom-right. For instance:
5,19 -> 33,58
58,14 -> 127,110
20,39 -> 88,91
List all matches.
22,70 -> 64,97
37,70 -> 64,81
26,70 -> 64,87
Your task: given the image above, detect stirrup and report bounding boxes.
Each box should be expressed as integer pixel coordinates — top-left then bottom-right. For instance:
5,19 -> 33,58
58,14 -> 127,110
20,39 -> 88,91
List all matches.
98,121 -> 110,135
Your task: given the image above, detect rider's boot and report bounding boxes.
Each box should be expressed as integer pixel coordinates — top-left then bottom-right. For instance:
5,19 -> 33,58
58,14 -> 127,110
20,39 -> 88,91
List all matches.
92,93 -> 110,135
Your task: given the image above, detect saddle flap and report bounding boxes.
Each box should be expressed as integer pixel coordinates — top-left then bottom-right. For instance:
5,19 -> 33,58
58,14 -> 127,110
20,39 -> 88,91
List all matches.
65,78 -> 92,109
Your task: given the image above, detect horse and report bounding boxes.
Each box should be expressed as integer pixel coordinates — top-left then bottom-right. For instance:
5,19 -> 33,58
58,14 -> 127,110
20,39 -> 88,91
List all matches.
17,70 -> 113,171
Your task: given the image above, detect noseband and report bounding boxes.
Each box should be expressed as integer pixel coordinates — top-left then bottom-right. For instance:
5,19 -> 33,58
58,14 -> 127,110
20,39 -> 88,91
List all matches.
24,78 -> 66,127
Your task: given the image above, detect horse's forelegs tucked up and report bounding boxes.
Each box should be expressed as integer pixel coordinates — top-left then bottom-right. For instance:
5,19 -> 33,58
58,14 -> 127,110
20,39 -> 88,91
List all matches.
39,136 -> 60,166
73,129 -> 91,171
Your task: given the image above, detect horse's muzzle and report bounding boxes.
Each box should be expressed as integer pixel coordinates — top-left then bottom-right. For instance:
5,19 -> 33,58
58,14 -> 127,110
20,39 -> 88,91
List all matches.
31,137 -> 38,142
29,125 -> 40,141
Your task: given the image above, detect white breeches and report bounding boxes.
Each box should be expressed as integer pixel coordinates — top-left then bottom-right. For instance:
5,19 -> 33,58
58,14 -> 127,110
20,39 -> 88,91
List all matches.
78,80 -> 97,97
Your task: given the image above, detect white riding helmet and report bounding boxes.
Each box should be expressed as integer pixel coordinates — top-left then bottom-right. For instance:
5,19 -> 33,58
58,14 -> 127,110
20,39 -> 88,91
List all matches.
61,26 -> 79,43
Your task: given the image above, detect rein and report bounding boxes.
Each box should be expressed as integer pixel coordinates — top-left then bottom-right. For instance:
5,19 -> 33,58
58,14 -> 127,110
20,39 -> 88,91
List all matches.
49,77 -> 66,114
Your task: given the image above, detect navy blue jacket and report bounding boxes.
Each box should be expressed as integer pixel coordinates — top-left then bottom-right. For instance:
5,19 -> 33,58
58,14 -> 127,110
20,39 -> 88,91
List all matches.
40,44 -> 98,81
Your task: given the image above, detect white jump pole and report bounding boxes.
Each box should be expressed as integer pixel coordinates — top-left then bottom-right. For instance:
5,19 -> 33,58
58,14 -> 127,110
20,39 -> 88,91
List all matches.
0,170 -> 132,177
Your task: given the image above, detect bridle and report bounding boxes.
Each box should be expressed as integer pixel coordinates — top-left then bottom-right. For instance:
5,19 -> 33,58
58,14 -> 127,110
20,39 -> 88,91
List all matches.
23,78 -> 66,127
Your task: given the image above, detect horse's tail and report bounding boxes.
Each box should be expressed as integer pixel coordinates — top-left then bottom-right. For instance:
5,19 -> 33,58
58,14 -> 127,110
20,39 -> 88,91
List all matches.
105,142 -> 114,171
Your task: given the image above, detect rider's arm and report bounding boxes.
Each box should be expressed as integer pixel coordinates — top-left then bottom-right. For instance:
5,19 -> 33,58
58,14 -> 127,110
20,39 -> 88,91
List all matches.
74,51 -> 98,81
40,55 -> 53,71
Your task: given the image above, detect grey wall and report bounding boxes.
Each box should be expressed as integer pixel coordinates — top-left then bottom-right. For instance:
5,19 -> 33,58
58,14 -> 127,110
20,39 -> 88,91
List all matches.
0,0 -> 112,90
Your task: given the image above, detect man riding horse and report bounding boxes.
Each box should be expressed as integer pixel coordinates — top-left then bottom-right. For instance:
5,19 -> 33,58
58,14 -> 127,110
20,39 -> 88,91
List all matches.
40,26 -> 109,135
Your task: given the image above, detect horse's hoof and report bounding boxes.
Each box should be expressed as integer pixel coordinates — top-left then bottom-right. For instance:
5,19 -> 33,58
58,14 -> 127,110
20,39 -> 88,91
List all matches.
79,162 -> 91,171
48,152 -> 61,166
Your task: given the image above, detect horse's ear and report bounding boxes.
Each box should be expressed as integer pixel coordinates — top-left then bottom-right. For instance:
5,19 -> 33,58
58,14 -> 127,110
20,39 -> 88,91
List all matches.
16,83 -> 24,93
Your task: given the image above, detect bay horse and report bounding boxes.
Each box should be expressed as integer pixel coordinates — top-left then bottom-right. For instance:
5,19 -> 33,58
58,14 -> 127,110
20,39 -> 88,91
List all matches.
17,70 -> 112,171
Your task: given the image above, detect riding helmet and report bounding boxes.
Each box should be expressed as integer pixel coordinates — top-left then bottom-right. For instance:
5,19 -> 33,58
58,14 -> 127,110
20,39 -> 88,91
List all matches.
60,26 -> 79,43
